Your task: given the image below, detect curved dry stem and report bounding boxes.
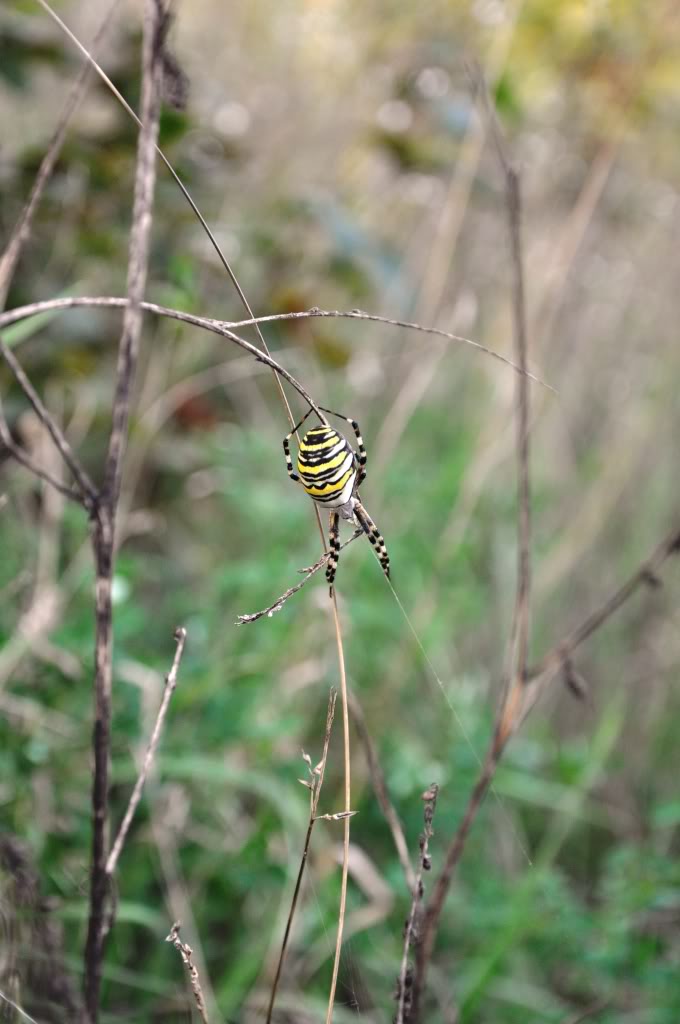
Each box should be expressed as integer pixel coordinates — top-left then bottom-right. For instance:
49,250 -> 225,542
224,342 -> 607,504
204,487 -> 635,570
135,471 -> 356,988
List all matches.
0,297 -> 326,423
224,309 -> 553,391
326,593 -> 351,1024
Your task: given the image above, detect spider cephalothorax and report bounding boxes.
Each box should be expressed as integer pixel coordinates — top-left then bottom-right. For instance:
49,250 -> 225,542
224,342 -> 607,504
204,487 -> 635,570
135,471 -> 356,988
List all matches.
283,406 -> 390,590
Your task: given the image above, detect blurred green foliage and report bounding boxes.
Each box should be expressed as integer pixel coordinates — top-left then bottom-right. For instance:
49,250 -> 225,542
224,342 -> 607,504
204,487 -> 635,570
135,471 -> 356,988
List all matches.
1,0 -> 680,1022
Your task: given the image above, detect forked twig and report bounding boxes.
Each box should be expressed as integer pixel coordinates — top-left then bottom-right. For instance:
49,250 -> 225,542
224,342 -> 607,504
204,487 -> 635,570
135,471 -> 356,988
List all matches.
0,395 -> 83,503
265,690 -> 337,1023
106,627 -> 187,877
0,337 -> 97,507
237,531 -> 362,624
395,785 -> 438,1024
165,922 -> 210,1024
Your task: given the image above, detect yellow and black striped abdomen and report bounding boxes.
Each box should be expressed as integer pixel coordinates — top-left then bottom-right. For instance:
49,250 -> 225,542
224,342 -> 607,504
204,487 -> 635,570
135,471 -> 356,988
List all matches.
297,426 -> 357,507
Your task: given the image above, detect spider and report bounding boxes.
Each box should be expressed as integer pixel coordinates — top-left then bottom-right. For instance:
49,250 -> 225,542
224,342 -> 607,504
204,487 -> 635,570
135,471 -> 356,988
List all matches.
283,406 -> 390,591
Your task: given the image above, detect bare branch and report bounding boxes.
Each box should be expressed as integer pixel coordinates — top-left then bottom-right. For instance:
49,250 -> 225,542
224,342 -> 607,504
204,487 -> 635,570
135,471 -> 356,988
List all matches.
523,525 -> 680,718
165,922 -> 210,1024
266,690 -> 337,1023
0,395 -> 83,504
0,337 -> 97,508
106,627 -> 187,877
412,65 -> 534,1018
237,531 -> 362,624
395,785 -> 438,1024
84,3 -> 164,1018
0,0 -> 120,308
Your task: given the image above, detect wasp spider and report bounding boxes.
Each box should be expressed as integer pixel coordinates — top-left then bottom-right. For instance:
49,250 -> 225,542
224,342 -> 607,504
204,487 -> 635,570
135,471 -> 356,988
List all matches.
283,406 -> 390,590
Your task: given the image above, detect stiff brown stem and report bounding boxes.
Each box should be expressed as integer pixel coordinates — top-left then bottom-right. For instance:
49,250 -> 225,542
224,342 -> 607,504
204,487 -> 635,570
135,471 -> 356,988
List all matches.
395,784 -> 438,1024
83,3 -> 164,1018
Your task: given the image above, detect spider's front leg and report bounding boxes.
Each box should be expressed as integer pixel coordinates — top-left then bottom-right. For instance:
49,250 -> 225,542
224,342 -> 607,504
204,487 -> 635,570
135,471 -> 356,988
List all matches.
325,511 -> 341,593
282,407 -> 315,483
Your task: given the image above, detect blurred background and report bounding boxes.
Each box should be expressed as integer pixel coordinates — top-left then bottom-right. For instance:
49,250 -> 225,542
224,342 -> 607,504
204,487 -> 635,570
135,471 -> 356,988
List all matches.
1,0 -> 680,1021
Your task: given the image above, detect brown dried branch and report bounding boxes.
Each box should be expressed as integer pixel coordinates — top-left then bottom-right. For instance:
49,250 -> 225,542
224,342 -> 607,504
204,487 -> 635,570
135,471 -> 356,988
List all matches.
0,0 -> 120,309
83,3 -> 164,1019
165,922 -> 210,1024
411,65 -> 532,1019
395,784 -> 438,1024
106,627 -> 187,877
265,690 -> 337,1023
237,531 -> 362,624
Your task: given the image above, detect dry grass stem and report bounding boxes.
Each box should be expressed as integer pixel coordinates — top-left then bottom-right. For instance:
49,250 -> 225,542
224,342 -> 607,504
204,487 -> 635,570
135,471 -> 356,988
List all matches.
106,627 -> 187,877
237,531 -> 362,624
325,595 -> 352,1024
265,690 -> 337,1024
165,922 -> 210,1024
395,785 -> 439,1024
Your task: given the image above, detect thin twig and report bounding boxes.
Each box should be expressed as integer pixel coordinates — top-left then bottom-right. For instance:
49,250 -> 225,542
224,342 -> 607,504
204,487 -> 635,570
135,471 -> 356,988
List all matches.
265,690 -> 337,1024
165,922 -> 210,1024
395,784 -> 438,1024
0,0 -> 120,309
523,525 -> 680,719
106,627 -> 187,876
83,3 -> 164,1018
0,337 -> 97,507
237,531 -> 362,624
0,395 -> 83,503
325,595 -> 352,1024
560,999 -> 610,1024
347,689 -> 415,890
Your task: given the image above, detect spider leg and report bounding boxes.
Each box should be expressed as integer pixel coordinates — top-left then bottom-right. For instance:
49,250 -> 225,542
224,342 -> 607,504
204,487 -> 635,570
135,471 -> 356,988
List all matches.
353,499 -> 390,578
319,406 -> 367,486
326,511 -> 341,593
282,407 -> 316,482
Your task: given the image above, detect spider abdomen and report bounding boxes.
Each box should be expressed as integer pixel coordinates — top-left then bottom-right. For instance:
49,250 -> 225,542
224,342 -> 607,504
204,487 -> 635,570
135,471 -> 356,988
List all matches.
297,426 -> 357,507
